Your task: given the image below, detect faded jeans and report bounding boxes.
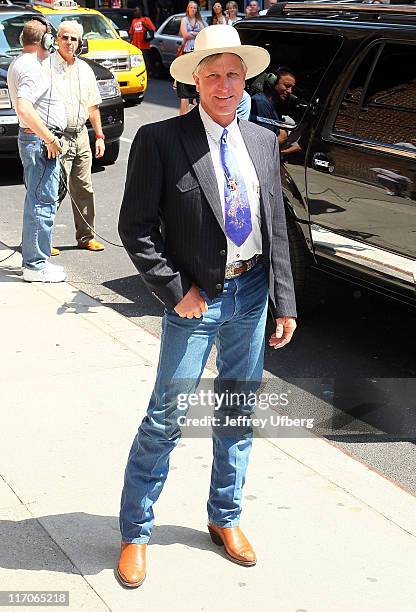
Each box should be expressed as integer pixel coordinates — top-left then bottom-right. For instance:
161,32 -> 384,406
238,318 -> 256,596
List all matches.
120,262 -> 269,543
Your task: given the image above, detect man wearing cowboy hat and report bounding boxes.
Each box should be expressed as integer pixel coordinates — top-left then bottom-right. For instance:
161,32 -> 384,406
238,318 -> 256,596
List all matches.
117,24 -> 297,587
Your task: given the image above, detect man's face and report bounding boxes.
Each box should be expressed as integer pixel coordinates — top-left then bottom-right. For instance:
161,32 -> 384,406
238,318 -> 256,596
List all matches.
275,73 -> 296,102
249,1 -> 259,15
194,53 -> 245,126
57,22 -> 80,61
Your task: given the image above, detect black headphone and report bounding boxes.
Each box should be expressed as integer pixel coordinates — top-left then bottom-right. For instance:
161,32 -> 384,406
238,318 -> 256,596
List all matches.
74,36 -> 83,56
264,66 -> 294,90
20,15 -> 56,53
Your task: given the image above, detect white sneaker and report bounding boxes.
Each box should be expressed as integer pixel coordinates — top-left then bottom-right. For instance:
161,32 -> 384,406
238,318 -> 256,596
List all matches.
46,261 -> 64,271
22,263 -> 66,283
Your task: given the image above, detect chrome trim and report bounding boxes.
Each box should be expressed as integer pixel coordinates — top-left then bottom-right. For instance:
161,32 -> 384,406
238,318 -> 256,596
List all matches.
0,88 -> 11,110
87,53 -> 130,72
311,224 -> 416,286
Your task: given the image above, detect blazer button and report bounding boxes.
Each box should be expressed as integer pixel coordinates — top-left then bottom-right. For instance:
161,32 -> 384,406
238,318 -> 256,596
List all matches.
220,249 -> 226,256
216,283 -> 223,290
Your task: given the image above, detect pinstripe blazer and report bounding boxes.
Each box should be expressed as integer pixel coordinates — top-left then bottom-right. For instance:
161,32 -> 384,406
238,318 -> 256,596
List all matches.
118,106 -> 296,317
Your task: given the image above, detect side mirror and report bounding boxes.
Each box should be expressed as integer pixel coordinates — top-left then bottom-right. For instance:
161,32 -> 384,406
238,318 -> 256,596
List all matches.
118,30 -> 129,40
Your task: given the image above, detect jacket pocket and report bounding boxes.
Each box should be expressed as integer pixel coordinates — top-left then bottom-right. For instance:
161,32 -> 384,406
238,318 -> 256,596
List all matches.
176,173 -> 199,193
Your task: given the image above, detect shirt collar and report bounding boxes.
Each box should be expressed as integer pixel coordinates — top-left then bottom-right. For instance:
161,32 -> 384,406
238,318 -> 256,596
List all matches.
199,103 -> 239,144
52,51 -> 75,71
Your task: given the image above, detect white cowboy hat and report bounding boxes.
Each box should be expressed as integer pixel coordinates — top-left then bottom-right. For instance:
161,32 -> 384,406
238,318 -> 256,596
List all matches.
170,25 -> 270,85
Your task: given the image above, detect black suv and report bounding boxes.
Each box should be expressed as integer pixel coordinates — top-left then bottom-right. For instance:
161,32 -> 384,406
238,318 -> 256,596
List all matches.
0,3 -> 124,164
236,3 -> 416,309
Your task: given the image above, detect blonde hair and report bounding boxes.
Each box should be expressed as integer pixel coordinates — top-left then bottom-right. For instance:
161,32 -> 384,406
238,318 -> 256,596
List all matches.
226,1 -> 238,12
186,1 -> 203,24
193,53 -> 247,76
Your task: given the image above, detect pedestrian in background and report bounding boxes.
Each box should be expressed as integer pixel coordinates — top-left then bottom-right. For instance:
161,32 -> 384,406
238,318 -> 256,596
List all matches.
49,21 -> 105,252
237,89 -> 252,120
246,0 -> 259,17
260,0 -> 279,15
225,1 -> 239,25
176,1 -> 205,115
7,17 -> 67,283
210,2 -> 227,25
129,6 -> 156,76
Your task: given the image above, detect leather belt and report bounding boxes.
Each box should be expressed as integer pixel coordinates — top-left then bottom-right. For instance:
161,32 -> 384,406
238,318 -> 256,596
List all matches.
224,254 -> 261,279
22,127 -> 64,136
64,126 -> 85,135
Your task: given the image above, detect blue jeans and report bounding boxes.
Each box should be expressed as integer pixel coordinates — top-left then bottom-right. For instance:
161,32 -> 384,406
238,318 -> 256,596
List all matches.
18,130 -> 60,270
120,262 -> 269,543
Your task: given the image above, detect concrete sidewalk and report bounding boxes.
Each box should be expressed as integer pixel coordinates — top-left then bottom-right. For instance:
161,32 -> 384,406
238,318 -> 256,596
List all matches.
1,245 -> 415,612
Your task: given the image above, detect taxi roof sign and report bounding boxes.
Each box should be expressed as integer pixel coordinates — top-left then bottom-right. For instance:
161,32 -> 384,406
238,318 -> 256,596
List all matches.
34,0 -> 79,9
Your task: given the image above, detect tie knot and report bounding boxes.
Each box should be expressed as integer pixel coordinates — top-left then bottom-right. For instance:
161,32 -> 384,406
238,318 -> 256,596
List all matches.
221,129 -> 228,145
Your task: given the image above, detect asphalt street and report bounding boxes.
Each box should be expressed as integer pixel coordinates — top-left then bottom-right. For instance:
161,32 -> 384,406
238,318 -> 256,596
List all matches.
1,78 -> 415,494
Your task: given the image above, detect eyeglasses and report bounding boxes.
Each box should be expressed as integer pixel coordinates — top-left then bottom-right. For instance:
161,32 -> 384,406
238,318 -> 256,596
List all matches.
59,35 -> 78,42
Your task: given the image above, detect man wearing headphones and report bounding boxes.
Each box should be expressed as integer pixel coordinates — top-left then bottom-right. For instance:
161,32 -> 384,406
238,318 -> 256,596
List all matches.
7,18 -> 67,282
250,68 -> 296,145
49,20 -> 105,253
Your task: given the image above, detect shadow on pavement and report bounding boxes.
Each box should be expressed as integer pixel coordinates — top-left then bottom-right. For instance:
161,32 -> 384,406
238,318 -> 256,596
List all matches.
263,281 -> 416,444
143,78 -> 178,110
0,515 -> 216,574
102,275 -> 164,318
0,265 -> 22,282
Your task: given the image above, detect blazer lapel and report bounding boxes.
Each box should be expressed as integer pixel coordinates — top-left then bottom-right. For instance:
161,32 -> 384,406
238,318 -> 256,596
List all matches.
180,108 -> 225,232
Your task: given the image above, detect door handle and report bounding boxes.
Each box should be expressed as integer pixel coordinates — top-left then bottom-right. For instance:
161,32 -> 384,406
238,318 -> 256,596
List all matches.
312,153 -> 335,173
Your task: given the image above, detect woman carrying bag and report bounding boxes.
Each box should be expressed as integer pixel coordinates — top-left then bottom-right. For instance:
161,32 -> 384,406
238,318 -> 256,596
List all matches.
176,1 -> 205,115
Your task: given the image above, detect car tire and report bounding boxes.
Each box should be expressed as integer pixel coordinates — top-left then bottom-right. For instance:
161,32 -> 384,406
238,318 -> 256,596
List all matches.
100,140 -> 120,165
124,93 -> 144,106
286,216 -> 326,312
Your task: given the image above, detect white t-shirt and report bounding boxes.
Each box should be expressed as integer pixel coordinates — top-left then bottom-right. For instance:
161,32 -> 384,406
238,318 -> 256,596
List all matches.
7,52 -> 67,130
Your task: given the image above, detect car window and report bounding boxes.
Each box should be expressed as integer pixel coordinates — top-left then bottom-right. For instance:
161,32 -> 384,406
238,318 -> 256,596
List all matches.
104,12 -> 131,30
333,46 -> 380,136
47,13 -> 118,40
161,15 -> 181,36
0,13 -> 35,55
333,43 -> 416,152
356,44 -> 416,151
240,29 -> 342,127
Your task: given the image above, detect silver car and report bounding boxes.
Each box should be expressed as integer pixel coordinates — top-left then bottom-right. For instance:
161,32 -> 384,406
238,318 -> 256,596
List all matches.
150,11 -> 243,76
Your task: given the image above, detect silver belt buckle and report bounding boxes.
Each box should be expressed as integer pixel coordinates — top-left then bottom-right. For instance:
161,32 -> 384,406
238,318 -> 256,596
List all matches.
225,261 -> 240,279
224,254 -> 260,279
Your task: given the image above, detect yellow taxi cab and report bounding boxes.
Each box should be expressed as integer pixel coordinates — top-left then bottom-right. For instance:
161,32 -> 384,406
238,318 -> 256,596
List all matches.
33,0 -> 147,103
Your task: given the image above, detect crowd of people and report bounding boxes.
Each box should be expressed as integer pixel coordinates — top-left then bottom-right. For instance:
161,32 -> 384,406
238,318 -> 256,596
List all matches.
7,17 -> 105,283
7,4 -> 297,284
8,3 -> 297,284
173,1 -> 298,145
126,1 -> 279,26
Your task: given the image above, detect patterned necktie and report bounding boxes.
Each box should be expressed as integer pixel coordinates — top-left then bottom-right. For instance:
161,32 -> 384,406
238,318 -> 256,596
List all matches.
220,128 -> 252,247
